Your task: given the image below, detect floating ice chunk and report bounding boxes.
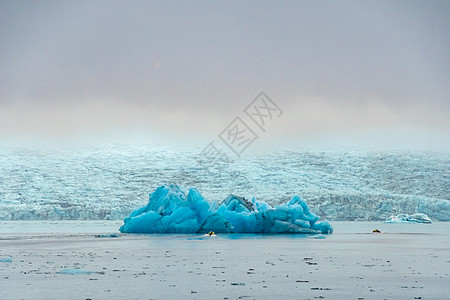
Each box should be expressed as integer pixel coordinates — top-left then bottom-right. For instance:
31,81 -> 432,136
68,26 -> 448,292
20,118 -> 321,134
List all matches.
312,234 -> 326,239
311,220 -> 334,233
385,213 -> 432,224
119,185 -> 333,234
0,257 -> 12,263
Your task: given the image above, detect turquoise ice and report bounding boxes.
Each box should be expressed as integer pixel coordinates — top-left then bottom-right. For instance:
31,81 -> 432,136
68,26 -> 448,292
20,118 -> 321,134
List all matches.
119,185 -> 333,234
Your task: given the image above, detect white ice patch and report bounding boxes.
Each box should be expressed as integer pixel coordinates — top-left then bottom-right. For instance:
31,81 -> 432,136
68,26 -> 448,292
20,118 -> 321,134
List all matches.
385,213 -> 432,223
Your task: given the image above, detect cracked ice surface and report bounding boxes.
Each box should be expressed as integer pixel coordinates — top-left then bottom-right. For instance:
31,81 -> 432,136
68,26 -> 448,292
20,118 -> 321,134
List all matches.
0,145 -> 448,221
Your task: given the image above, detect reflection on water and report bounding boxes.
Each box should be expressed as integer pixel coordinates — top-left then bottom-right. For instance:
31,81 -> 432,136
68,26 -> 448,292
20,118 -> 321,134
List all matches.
1,221 -> 448,242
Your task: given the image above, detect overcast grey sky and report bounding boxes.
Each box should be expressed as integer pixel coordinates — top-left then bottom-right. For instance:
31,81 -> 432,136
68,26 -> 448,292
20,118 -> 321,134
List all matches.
0,0 -> 449,151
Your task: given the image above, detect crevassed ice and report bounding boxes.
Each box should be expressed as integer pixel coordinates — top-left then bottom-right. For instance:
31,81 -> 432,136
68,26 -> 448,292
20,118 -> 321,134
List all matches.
119,185 -> 333,234
1,146 -> 449,221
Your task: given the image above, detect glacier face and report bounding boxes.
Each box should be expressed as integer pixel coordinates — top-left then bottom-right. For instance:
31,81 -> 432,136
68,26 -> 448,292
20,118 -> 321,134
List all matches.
0,145 -> 449,221
119,185 -> 333,234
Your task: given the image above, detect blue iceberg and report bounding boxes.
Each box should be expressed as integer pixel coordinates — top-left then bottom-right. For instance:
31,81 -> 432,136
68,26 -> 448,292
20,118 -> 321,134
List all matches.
119,185 -> 333,234
0,257 -> 12,263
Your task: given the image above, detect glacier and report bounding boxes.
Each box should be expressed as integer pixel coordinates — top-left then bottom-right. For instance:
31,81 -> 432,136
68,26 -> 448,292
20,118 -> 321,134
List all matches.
0,145 -> 449,221
119,185 -> 333,234
385,213 -> 432,224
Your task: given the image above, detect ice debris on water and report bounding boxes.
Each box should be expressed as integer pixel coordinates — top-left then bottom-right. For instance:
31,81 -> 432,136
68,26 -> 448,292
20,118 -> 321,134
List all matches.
95,233 -> 121,238
384,213 -> 432,224
119,185 -> 333,234
56,269 -> 98,275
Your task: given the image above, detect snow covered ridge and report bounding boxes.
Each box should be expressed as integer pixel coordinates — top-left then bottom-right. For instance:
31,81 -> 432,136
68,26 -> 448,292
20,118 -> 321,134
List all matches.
385,213 -> 432,224
119,185 -> 333,234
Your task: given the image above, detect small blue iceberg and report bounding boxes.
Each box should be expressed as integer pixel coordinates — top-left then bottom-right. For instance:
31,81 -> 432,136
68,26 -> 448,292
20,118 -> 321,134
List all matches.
119,185 -> 333,234
0,257 -> 12,263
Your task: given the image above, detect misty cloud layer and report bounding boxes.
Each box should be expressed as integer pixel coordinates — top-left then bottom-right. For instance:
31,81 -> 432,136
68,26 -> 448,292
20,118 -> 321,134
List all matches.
1,1 -> 449,150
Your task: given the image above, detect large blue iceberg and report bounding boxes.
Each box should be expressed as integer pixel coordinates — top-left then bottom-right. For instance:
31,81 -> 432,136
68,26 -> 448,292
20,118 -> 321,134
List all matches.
119,185 -> 333,234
